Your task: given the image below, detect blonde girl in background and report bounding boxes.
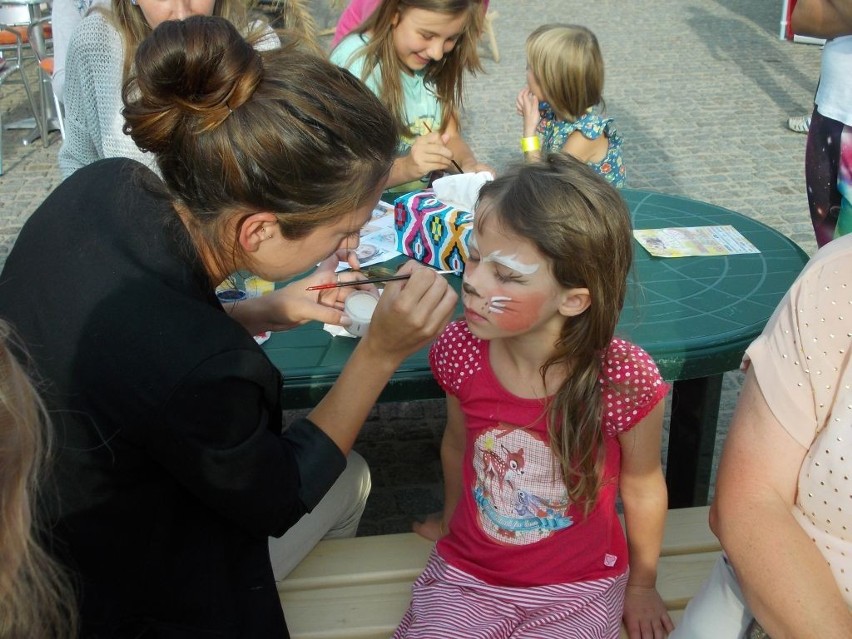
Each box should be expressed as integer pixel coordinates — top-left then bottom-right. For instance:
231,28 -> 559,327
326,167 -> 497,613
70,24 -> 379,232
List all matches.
397,155 -> 673,638
517,24 -> 626,188
0,319 -> 76,639
330,0 -> 492,193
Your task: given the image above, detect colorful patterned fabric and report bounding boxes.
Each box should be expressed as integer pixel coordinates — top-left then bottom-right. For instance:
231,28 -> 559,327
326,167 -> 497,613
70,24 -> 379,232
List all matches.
536,103 -> 626,188
394,190 -> 472,273
804,109 -> 852,246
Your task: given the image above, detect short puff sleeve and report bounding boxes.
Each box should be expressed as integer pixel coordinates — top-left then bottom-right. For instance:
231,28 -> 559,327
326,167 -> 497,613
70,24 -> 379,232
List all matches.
746,237 -> 852,449
601,338 -> 669,437
429,320 -> 484,396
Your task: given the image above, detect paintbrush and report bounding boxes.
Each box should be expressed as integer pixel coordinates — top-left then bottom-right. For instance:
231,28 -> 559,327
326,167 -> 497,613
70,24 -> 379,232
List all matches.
421,122 -> 464,175
306,270 -> 458,291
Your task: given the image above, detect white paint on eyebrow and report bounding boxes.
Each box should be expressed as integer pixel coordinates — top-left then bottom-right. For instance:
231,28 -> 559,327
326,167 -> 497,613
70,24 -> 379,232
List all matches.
481,250 -> 540,275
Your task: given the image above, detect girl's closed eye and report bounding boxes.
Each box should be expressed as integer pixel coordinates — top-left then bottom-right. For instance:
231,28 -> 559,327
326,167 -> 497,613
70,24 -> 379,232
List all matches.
495,267 -> 523,284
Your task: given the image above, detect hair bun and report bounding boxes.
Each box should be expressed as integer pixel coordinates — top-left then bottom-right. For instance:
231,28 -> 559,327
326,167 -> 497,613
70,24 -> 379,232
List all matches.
123,16 -> 263,152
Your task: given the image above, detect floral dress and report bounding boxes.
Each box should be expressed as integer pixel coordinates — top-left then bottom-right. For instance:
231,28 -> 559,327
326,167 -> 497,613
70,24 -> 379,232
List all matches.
536,103 -> 626,188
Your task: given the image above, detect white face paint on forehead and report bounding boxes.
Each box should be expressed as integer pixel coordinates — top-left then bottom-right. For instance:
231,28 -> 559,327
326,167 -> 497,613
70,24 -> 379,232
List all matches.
470,223 -> 541,275
482,250 -> 540,275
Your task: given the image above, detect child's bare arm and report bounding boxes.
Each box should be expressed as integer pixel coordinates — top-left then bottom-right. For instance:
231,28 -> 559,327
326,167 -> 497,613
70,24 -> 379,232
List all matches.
618,400 -> 674,638
516,87 -> 542,162
412,394 -> 465,541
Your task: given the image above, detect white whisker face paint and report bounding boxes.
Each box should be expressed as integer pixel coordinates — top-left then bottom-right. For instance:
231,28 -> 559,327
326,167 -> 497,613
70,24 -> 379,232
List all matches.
481,250 -> 540,275
487,296 -> 512,314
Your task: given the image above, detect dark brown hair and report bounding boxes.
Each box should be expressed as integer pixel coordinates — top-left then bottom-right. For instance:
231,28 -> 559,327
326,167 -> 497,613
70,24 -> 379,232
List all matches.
476,154 -> 633,514
122,16 -> 397,273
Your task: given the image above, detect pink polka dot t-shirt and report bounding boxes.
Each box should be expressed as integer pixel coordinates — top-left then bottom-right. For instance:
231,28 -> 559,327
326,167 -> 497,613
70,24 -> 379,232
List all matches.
430,320 -> 668,587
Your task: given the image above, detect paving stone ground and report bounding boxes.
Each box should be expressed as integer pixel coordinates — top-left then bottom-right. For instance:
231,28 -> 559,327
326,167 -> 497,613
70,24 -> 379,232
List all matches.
0,0 -> 822,534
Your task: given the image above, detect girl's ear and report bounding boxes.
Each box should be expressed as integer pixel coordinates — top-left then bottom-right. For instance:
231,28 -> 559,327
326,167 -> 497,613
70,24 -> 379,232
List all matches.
238,212 -> 279,253
391,9 -> 400,27
558,287 -> 591,317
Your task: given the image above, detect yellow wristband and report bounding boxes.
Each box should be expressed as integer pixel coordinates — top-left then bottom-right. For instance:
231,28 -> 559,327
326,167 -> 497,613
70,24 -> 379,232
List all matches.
521,136 -> 541,153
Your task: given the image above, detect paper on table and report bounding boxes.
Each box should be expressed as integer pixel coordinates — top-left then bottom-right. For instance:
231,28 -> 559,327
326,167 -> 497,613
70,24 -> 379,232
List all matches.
633,225 -> 760,257
336,201 -> 401,272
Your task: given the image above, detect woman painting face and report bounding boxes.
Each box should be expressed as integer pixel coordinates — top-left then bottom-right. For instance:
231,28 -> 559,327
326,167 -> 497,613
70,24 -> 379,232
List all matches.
135,0 -> 217,29
244,185 -> 385,284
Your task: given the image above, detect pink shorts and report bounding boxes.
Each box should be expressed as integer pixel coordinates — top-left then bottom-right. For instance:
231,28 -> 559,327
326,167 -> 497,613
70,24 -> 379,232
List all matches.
393,549 -> 628,639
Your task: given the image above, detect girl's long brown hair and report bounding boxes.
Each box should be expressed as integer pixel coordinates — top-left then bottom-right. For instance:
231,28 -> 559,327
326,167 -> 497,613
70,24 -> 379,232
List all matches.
0,320 -> 77,638
476,154 -> 633,515
346,0 -> 484,137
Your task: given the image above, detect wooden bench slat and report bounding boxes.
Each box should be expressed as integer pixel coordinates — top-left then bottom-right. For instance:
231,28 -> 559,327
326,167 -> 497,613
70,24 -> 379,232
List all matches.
648,506 -> 718,556
283,582 -> 411,639
656,551 -> 720,609
282,507 -> 718,593
281,552 -> 720,639
280,507 -> 719,639
280,533 -> 433,593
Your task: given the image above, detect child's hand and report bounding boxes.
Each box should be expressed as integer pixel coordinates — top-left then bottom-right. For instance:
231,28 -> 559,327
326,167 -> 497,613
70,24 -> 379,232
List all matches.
407,132 -> 454,177
622,584 -> 674,638
412,511 -> 447,541
516,87 -> 541,137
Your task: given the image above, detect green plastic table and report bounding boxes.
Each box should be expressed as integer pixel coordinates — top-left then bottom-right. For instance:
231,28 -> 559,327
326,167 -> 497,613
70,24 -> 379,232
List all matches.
263,188 -> 809,508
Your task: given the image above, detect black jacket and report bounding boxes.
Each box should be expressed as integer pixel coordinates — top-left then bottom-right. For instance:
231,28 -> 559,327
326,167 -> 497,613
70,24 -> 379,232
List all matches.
0,159 -> 346,637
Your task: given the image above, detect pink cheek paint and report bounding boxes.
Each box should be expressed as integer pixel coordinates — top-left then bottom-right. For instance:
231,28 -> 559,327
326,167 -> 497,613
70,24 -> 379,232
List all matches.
488,291 -> 550,333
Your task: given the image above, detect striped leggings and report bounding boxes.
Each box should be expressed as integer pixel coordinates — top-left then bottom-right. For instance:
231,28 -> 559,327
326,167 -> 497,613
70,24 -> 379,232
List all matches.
393,550 -> 628,639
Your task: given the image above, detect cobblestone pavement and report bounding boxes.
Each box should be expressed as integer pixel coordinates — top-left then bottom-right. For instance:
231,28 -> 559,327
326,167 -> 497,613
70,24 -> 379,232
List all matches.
0,0 -> 822,534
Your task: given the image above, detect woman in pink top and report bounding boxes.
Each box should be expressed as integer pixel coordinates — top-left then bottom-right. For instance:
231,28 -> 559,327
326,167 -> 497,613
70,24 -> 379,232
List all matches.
674,234 -> 852,637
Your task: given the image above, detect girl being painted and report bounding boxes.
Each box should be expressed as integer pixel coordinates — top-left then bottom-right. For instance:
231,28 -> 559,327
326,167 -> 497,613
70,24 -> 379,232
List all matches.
396,155 -> 672,638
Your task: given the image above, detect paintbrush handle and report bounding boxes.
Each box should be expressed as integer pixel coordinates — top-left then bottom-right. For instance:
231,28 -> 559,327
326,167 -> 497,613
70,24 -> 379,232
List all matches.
306,270 -> 457,291
422,122 -> 464,174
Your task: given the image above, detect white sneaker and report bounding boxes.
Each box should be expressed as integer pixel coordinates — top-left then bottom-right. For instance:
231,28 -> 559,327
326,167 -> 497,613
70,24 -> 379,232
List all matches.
787,115 -> 811,133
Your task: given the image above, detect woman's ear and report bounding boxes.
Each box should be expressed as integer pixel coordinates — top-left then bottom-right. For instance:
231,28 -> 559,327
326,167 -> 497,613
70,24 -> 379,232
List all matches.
238,212 -> 279,253
559,287 -> 591,317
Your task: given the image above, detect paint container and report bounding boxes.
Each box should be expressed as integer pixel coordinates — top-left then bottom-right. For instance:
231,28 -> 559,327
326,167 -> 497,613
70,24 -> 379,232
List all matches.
216,289 -> 247,303
344,291 -> 379,338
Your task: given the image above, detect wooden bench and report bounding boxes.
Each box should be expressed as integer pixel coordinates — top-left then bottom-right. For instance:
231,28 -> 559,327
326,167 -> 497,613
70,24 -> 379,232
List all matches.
279,506 -> 720,638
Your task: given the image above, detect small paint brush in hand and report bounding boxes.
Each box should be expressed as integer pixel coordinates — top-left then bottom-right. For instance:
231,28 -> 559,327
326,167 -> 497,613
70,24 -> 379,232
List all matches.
422,122 -> 464,175
306,270 -> 458,291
